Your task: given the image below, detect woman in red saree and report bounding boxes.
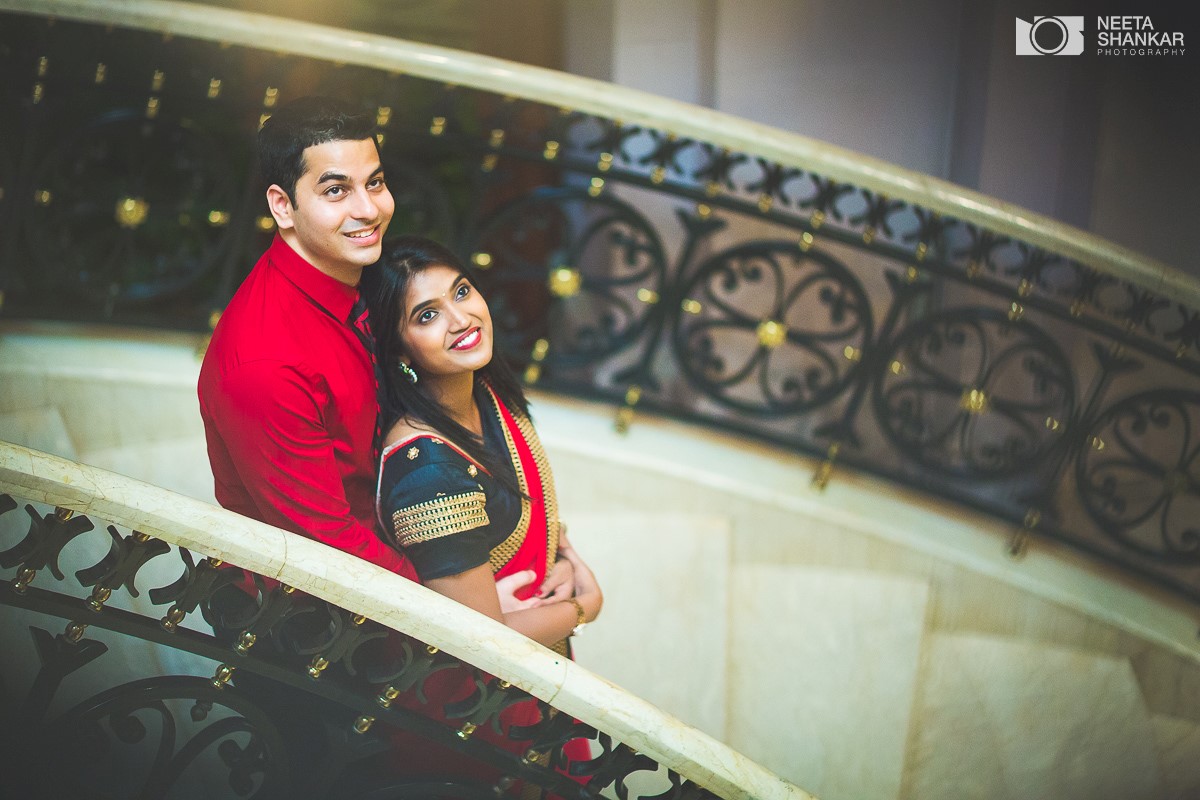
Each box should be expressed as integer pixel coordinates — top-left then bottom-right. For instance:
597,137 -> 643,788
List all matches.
364,235 -> 601,782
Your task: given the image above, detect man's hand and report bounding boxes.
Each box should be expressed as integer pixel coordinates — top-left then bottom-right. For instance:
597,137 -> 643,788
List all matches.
494,569 -> 542,613
537,557 -> 576,602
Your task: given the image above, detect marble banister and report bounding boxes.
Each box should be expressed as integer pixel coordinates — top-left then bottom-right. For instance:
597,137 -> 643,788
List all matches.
0,439 -> 813,800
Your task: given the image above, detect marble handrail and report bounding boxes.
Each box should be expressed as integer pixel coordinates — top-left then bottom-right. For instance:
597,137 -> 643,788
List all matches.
0,0 -> 1195,310
0,440 -> 814,800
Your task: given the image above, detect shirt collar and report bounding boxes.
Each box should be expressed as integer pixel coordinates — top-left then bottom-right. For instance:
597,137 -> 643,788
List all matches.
266,234 -> 360,322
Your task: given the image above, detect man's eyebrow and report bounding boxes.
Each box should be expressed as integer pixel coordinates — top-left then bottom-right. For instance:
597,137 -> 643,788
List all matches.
315,171 -> 348,185
409,273 -> 469,318
315,164 -> 384,185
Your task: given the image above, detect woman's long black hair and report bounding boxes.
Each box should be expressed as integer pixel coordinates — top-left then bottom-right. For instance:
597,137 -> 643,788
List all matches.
362,235 -> 530,485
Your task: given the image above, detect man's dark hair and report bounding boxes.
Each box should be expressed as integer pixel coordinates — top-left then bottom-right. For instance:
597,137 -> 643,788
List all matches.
257,96 -> 379,204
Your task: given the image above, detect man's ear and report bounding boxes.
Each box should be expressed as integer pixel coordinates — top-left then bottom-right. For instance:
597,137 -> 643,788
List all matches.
265,184 -> 295,230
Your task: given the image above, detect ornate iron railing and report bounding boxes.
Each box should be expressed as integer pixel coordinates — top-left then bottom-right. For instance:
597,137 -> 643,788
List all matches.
0,442 -> 808,799
0,1 -> 1197,604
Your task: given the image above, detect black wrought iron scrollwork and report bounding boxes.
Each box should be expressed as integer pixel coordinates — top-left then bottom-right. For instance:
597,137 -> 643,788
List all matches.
23,110 -> 238,307
0,498 -> 721,799
874,309 -> 1074,478
473,189 -> 669,369
675,242 -> 872,415
2,8 -> 1200,601
1076,391 -> 1200,561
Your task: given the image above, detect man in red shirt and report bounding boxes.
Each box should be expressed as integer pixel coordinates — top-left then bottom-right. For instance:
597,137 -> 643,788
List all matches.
198,96 -> 417,582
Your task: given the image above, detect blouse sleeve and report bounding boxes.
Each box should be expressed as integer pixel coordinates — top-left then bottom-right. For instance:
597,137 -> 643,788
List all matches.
378,453 -> 494,581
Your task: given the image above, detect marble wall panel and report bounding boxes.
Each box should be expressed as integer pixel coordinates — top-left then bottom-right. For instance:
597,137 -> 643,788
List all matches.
904,633 -> 1162,800
0,406 -> 77,459
728,565 -> 929,800
568,511 -> 731,739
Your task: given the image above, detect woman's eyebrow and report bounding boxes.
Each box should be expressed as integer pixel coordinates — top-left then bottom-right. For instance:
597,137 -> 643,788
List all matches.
408,273 -> 469,318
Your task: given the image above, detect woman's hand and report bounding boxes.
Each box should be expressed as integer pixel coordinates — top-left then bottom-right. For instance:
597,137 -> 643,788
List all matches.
538,557 -> 575,602
494,569 -> 541,614
556,530 -> 602,624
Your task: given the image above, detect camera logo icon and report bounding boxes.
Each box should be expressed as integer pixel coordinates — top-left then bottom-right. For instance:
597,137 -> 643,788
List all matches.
1015,16 -> 1085,55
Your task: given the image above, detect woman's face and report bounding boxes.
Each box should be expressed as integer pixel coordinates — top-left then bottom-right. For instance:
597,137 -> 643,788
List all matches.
398,264 -> 493,379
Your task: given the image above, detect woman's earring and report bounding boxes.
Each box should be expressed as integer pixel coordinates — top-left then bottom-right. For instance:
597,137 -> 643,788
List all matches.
399,361 -> 419,385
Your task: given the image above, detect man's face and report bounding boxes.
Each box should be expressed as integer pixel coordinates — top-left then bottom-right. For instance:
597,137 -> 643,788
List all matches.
269,138 -> 395,283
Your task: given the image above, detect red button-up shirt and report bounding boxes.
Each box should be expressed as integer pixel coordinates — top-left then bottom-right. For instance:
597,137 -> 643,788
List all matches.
198,234 -> 417,580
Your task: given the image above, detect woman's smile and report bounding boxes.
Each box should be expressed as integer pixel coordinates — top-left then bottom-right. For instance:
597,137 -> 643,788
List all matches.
450,327 -> 482,351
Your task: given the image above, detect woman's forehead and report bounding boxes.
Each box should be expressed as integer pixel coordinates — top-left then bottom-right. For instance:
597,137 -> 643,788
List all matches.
404,265 -> 466,307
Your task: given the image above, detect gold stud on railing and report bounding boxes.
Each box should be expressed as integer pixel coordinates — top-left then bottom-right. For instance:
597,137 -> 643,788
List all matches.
810,210 -> 825,229
636,288 -> 659,305
307,656 -> 330,679
614,385 -> 642,435
262,86 -> 279,108
211,664 -> 235,689
862,227 -> 875,244
354,716 -> 375,734
34,189 -> 52,206
695,203 -> 712,220
1007,301 -> 1024,322
115,197 -> 149,229
481,153 -> 499,172
378,686 -> 401,708
1069,299 -> 1085,317
488,128 -> 505,148
55,507 -> 75,521
548,267 -> 581,298
351,613 -> 367,626
959,388 -> 989,415
588,177 -> 605,197
757,195 -> 773,213
258,113 -> 271,131
543,140 -> 560,160
524,338 -> 549,385
651,166 -> 666,185
235,631 -> 257,655
64,621 -> 87,644
843,345 -> 861,362
497,680 -> 511,689
37,55 -> 48,77
890,360 -> 906,375
375,106 -> 392,128
799,231 -> 815,252
425,644 -> 439,655
87,586 -> 112,613
456,722 -> 477,740
94,63 -> 106,84
915,242 -> 928,261
160,606 -> 186,631
12,567 -> 36,594
1017,279 -> 1033,298
756,320 -> 787,349
470,252 -> 492,270
812,442 -> 840,491
680,298 -> 703,315
145,96 -> 160,119
905,266 -> 920,284
1009,509 -> 1040,558
430,116 -> 446,136
31,82 -> 44,104
256,216 -> 275,233
207,210 -> 230,227
597,152 -> 614,172
151,70 -> 165,92
1089,435 -> 1105,451
207,78 -> 222,99
1044,416 -> 1060,431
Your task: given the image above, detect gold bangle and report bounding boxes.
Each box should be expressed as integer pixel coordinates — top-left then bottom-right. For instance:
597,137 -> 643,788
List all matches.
568,597 -> 587,635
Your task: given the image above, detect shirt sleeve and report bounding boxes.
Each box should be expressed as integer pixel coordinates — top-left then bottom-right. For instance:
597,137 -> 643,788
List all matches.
208,359 -> 412,575
379,456 -> 495,581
